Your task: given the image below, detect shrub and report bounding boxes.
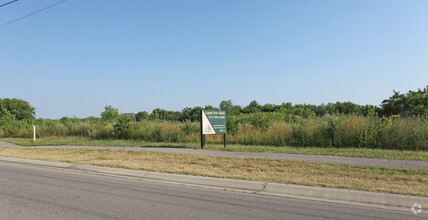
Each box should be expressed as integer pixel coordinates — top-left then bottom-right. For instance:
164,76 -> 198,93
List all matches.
114,115 -> 134,139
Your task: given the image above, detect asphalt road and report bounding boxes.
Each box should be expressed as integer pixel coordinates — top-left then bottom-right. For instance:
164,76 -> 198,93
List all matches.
0,159 -> 423,219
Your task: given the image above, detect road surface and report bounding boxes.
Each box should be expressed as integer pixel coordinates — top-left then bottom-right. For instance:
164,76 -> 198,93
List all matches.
0,159 -> 423,219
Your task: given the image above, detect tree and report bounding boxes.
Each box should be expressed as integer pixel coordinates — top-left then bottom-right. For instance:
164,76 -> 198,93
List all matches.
261,103 -> 277,112
204,105 -> 218,110
189,106 -> 202,122
219,100 -> 242,116
242,100 -> 261,113
180,107 -> 192,121
135,111 -> 149,121
381,86 -> 428,116
219,100 -> 233,111
335,102 -> 359,114
150,108 -> 165,120
101,106 -> 119,121
150,108 -> 181,121
229,105 -> 242,116
0,98 -> 35,120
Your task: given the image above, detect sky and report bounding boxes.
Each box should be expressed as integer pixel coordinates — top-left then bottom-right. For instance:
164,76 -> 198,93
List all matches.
1,0 -> 427,119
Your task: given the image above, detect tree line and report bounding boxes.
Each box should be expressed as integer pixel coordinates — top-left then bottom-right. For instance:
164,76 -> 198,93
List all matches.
1,85 -> 427,122
133,85 -> 428,122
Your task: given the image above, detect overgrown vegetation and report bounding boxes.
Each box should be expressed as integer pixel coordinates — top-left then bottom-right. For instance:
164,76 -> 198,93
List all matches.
1,86 -> 427,150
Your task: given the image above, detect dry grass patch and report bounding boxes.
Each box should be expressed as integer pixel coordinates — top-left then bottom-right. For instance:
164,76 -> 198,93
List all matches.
0,148 -> 426,197
2,137 -> 428,161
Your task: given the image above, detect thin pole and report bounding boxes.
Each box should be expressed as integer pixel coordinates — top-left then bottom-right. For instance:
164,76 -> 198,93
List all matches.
33,126 -> 36,142
224,133 -> 226,149
200,110 -> 204,149
202,134 -> 205,149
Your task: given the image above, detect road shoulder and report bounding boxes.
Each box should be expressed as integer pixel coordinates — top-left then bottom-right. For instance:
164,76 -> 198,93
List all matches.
0,156 -> 426,214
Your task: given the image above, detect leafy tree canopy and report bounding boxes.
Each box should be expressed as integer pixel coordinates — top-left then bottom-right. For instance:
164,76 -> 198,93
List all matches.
381,85 -> 428,116
135,111 -> 149,122
101,105 -> 119,121
0,98 -> 35,120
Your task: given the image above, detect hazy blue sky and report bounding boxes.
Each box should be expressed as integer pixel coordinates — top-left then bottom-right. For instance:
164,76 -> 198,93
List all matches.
1,0 -> 427,118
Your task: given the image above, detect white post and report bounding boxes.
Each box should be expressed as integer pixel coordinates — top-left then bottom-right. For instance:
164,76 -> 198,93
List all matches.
33,126 -> 36,142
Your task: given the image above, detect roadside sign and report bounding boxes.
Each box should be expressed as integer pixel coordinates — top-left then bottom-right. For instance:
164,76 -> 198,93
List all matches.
200,110 -> 227,149
202,110 -> 226,134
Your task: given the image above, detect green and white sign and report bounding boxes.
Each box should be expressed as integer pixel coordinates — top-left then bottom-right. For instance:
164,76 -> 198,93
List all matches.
202,110 -> 226,134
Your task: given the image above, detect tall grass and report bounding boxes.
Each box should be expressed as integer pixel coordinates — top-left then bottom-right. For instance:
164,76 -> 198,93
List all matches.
0,114 -> 426,150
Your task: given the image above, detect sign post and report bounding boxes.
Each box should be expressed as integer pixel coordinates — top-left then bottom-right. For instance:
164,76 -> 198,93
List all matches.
200,111 -> 205,149
33,126 -> 36,143
201,110 -> 227,149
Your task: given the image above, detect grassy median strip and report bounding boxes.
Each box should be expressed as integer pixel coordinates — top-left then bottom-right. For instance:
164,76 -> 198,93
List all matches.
1,137 -> 427,161
0,148 -> 426,197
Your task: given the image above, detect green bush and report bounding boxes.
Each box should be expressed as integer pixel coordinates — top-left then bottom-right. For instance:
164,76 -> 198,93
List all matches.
114,115 -> 135,139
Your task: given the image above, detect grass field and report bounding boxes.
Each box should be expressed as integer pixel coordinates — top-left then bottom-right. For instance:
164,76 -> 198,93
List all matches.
1,137 -> 427,161
0,148 -> 426,197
